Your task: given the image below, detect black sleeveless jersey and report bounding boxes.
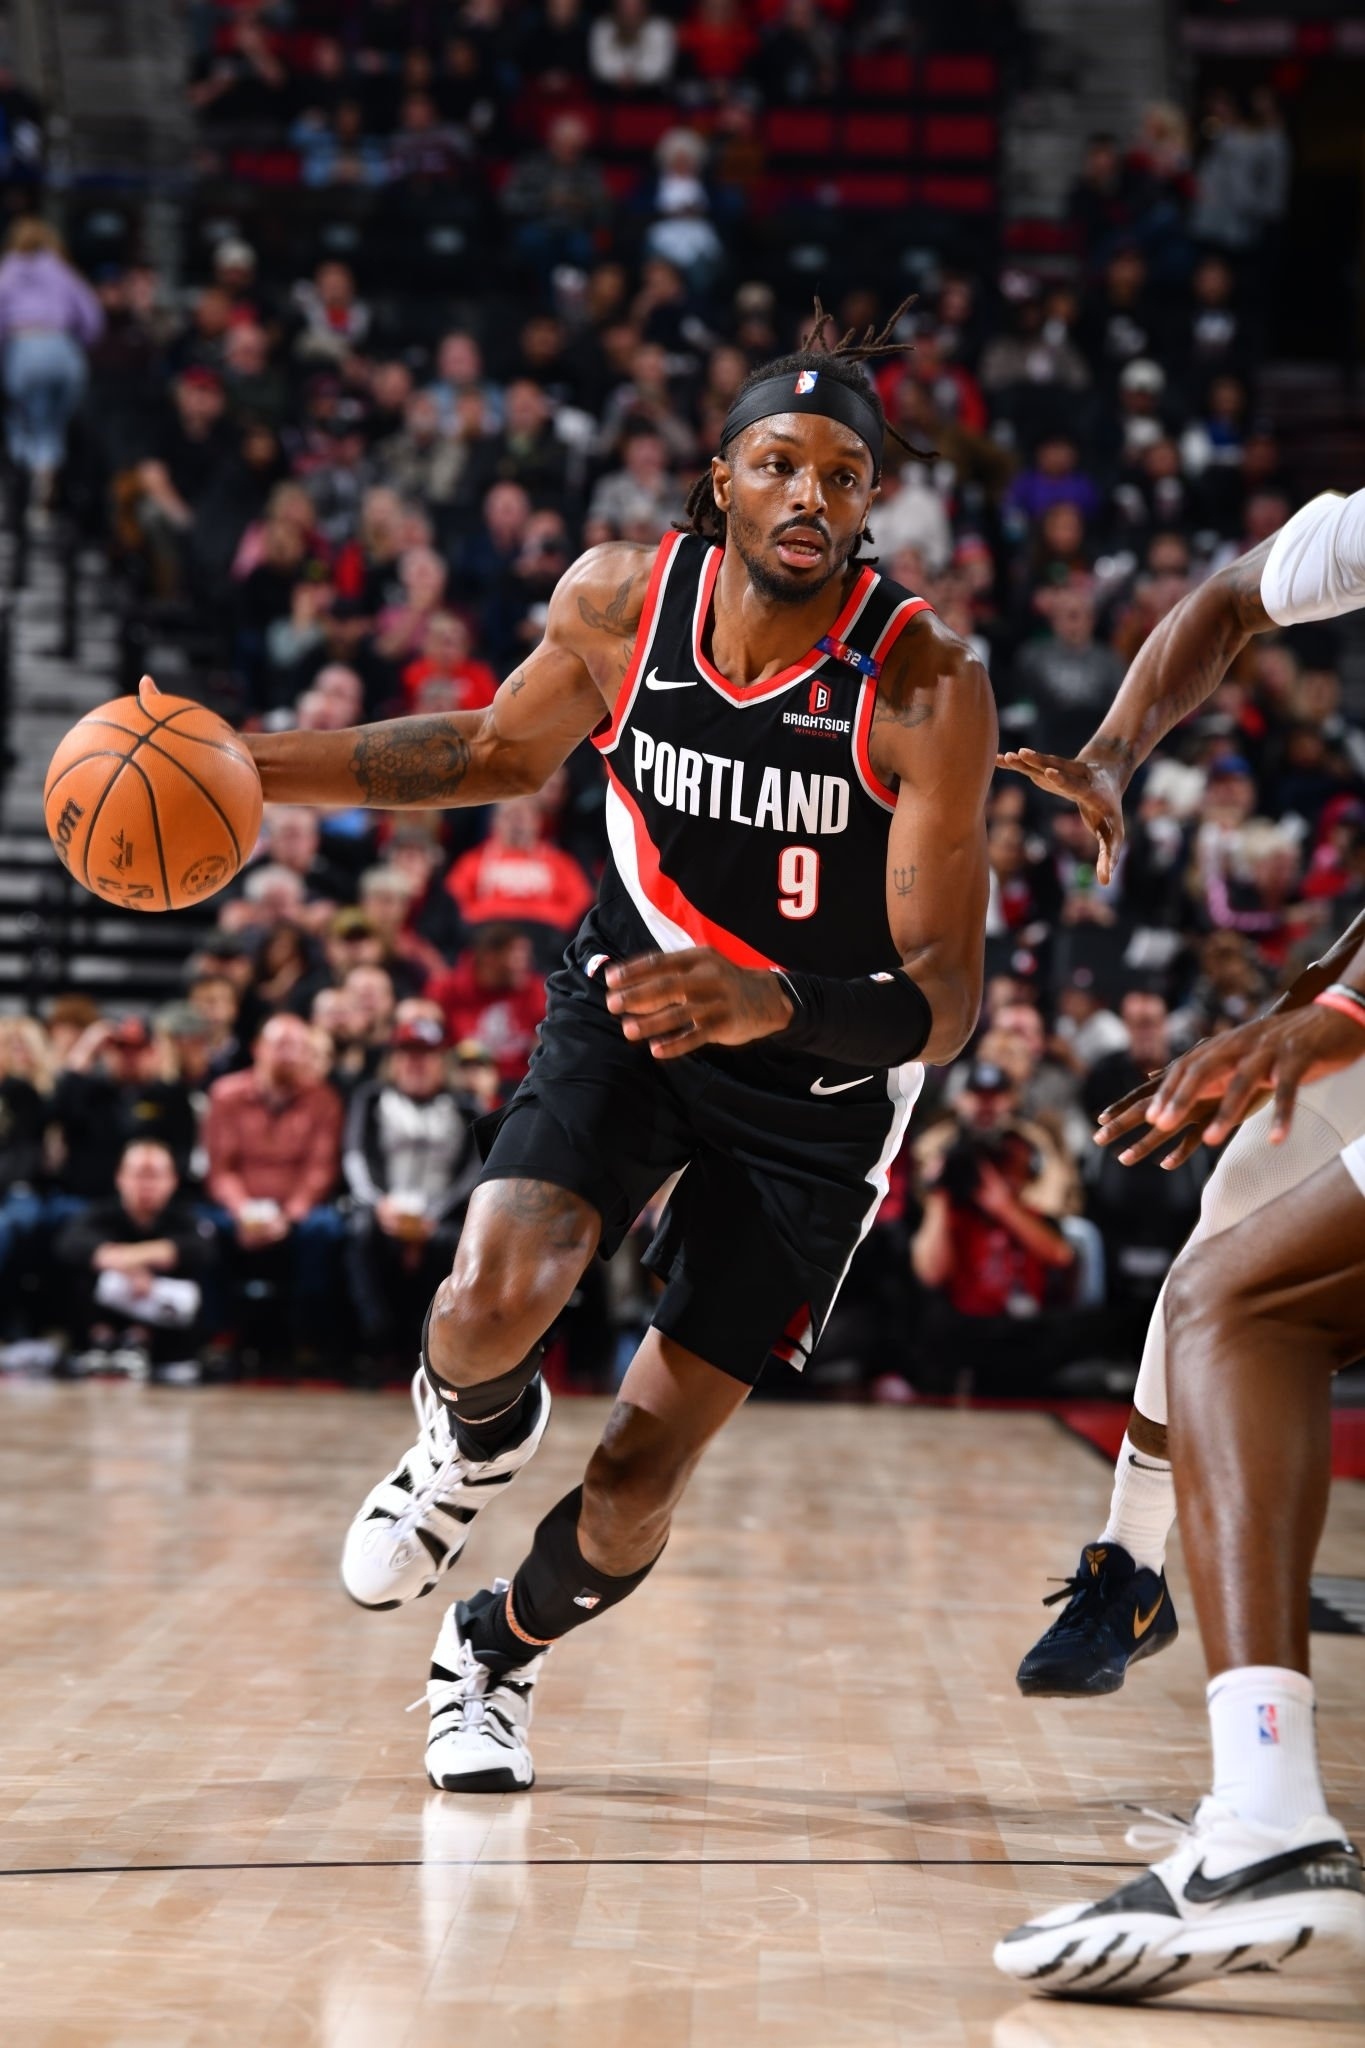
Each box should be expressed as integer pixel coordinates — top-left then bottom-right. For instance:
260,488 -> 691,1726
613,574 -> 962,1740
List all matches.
589,530 -> 931,978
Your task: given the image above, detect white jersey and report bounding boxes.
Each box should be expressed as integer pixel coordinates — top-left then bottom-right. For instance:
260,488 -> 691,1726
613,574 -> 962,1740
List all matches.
1260,486 -> 1365,625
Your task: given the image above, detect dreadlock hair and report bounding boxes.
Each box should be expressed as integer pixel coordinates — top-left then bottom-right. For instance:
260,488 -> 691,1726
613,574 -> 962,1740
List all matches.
682,295 -> 930,558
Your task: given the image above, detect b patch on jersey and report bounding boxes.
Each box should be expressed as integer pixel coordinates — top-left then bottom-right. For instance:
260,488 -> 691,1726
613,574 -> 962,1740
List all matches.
781,675 -> 852,739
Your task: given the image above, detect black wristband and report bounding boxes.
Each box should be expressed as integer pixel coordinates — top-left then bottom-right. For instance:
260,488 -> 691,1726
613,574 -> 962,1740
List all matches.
773,968 -> 932,1067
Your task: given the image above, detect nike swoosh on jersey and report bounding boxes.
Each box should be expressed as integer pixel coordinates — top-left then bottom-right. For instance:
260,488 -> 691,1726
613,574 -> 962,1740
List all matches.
810,1075 -> 874,1096
1183,1840 -> 1352,1906
643,667 -> 698,691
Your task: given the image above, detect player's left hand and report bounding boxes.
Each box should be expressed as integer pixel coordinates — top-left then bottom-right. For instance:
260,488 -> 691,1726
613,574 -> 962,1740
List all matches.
1099,1003 -> 1365,1164
605,948 -> 792,1060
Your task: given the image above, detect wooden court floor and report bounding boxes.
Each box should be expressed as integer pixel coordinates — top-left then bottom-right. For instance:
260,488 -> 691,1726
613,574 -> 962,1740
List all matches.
1,1384 -> 1362,2048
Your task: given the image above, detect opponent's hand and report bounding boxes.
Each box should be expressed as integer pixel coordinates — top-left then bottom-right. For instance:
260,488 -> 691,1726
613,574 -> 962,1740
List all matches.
996,749 -> 1125,884
1139,1003 -> 1365,1150
605,948 -> 792,1060
1095,1077 -> 1223,1171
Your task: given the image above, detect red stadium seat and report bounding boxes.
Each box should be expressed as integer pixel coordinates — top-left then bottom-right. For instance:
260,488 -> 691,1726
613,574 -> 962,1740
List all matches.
919,173 -> 996,213
1004,219 -> 1082,255
923,54 -> 998,97
763,109 -> 836,157
836,173 -> 914,210
925,55 -> 998,98
842,112 -> 914,159
228,149 -> 300,186
605,103 -> 678,153
923,114 -> 997,160
847,52 -> 914,98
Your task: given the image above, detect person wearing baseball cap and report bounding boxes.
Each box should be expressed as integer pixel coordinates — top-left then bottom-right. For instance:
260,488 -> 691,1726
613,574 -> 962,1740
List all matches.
51,1012 -> 198,1200
136,357 -> 232,596
342,1010 -> 477,1380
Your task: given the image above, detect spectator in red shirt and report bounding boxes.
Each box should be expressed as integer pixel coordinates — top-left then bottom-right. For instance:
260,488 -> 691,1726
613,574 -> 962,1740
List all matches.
911,1061 -> 1076,1391
400,611 -> 499,713
445,796 -> 594,965
203,1013 -> 346,1355
678,0 -> 758,91
425,925 -> 547,1092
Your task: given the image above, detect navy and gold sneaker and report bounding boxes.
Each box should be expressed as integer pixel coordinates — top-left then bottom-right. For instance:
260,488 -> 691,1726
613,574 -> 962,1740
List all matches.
1016,1540 -> 1177,1697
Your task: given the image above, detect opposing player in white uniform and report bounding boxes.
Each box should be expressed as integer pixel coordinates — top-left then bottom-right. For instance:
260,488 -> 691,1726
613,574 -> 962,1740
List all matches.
1005,487 -> 1365,1700
996,928 -> 1365,1997
993,488 -> 1365,1995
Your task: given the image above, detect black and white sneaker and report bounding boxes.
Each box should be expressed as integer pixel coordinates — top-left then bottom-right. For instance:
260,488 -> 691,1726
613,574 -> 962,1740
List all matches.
995,1797 -> 1365,1999
418,1585 -> 545,1794
341,1367 -> 550,1609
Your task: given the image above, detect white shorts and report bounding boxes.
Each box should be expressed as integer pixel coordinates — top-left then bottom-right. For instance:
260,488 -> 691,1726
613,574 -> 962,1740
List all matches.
1340,1132 -> 1365,1202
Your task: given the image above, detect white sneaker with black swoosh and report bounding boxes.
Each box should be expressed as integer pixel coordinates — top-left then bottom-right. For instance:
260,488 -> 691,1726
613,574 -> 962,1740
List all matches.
643,666 -> 697,691
994,1797 -> 1365,1999
341,1368 -> 551,1609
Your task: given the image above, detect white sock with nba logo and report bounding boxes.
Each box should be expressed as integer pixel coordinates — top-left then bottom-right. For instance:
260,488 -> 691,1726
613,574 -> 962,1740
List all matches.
1207,1666 -> 1328,1832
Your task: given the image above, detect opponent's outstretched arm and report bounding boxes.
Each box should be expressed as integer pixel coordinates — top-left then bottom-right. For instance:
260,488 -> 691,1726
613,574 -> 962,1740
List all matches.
1000,487 -> 1365,882
999,546 -> 1273,881
241,546 -> 644,809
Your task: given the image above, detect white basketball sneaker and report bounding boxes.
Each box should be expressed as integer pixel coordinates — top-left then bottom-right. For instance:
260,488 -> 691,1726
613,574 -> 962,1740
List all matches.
995,1797 -> 1365,1999
418,1585 -> 546,1794
341,1368 -> 551,1609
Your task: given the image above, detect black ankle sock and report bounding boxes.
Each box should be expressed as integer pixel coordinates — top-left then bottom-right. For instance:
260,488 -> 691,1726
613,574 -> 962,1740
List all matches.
450,1377 -> 542,1461
462,1586 -> 538,1671
463,1486 -> 665,1671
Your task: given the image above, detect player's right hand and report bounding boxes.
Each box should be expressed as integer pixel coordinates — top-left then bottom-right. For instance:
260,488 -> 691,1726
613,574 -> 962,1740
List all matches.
996,749 -> 1125,885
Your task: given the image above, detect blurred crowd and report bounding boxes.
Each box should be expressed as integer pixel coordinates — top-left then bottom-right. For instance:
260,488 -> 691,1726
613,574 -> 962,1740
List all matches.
0,13 -> 1356,1397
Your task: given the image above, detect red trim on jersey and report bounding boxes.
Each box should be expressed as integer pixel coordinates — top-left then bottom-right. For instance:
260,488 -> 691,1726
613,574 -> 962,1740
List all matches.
594,530 -> 686,753
771,1301 -> 813,1365
853,597 -> 935,811
602,758 -> 778,970
691,549 -> 879,703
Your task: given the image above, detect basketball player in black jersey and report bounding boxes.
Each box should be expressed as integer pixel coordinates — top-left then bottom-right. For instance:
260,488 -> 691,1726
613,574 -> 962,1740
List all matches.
244,314 -> 997,1789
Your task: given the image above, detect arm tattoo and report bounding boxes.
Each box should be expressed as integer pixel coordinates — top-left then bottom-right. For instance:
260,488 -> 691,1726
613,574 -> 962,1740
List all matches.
506,667 -> 527,696
350,719 -> 471,805
873,631 -> 937,733
577,572 -> 645,642
875,696 -> 934,731
893,865 -> 917,896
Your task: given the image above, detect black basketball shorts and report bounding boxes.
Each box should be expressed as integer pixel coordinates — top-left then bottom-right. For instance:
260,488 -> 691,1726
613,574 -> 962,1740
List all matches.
474,944 -> 923,1385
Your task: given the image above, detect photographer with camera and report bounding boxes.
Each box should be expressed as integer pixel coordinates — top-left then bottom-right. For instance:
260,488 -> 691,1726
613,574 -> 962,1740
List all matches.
912,1061 -> 1076,1391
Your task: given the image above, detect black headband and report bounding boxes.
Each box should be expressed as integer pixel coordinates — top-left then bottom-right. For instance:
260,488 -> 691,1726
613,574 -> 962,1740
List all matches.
721,368 -> 884,475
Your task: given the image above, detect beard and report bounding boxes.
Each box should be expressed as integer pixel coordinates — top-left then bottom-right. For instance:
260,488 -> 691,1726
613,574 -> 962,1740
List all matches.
726,501 -> 855,606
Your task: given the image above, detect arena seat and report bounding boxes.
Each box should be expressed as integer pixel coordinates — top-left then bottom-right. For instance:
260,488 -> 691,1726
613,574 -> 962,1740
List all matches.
847,52 -> 914,99
842,113 -> 914,160
923,114 -> 998,161
762,110 -> 836,159
923,54 -> 998,97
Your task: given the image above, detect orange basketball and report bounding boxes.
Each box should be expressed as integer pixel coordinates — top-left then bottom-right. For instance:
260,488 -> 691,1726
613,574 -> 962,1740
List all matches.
44,676 -> 263,913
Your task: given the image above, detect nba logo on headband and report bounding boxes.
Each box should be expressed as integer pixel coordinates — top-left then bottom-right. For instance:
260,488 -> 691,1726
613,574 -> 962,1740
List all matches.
794,370 -> 819,395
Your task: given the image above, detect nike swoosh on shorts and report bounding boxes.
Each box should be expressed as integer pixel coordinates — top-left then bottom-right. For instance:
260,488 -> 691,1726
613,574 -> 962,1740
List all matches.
810,1075 -> 874,1096
643,668 -> 698,691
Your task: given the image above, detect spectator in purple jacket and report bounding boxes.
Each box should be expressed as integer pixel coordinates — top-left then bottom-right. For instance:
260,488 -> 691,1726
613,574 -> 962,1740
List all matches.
0,218 -> 103,505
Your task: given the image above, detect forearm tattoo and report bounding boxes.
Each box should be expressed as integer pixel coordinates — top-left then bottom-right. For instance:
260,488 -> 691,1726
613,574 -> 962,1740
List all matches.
350,719 -> 471,805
